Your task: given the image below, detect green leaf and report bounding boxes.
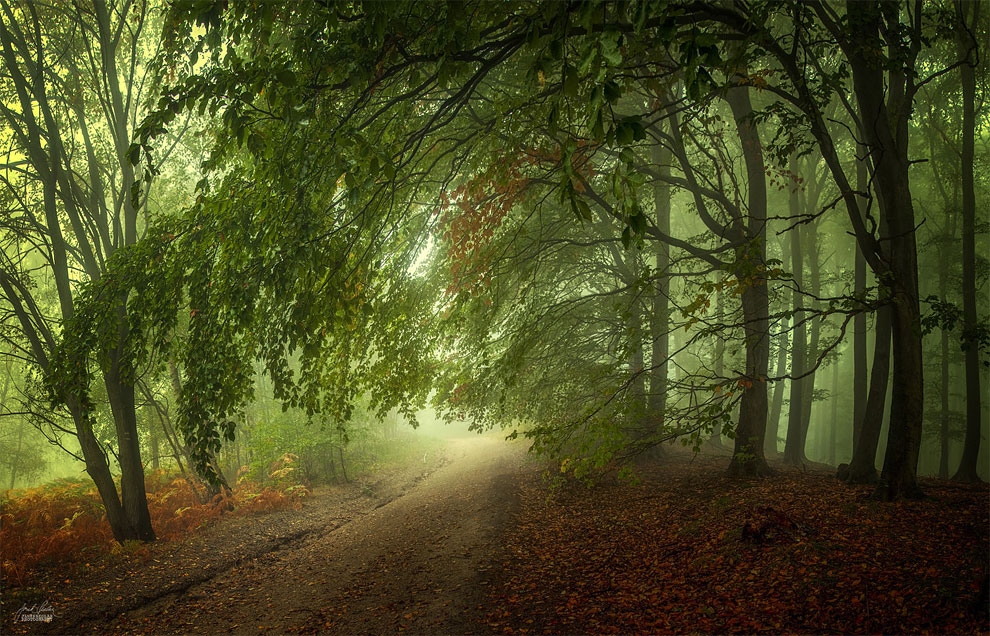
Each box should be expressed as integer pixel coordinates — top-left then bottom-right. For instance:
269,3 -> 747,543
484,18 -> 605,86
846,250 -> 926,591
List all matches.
630,210 -> 647,235
573,197 -> 593,221
563,64 -> 578,98
616,121 -> 634,145
592,110 -> 605,142
276,68 -> 297,86
603,80 -> 622,104
126,144 -> 141,166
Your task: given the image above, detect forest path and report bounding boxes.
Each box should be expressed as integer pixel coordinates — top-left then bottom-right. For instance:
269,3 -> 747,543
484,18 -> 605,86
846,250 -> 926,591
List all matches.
110,436 -> 528,635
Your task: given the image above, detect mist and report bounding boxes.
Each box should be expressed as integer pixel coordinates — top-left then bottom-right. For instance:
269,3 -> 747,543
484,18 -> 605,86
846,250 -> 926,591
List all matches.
1,1 -> 987,634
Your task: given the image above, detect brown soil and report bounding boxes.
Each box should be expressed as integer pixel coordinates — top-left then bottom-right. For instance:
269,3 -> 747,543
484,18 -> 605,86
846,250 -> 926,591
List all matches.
6,436 -> 532,635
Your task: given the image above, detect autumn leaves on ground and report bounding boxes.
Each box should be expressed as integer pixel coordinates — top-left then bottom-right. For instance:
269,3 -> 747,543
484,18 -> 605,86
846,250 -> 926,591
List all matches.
489,452 -> 989,635
2,437 -> 987,636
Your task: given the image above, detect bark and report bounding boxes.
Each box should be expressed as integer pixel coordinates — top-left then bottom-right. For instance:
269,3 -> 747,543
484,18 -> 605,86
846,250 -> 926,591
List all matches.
829,354 -> 838,466
766,235 -> 790,457
845,190 -> 894,485
104,345 -> 156,541
724,79 -> 772,477
952,0 -> 984,483
940,323 -> 951,479
648,141 -> 672,429
937,202 -> 958,479
72,399 -> 139,543
847,1 -> 925,500
710,286 -> 726,447
766,321 -> 788,456
149,407 -> 161,472
784,161 -> 808,465
845,304 -> 892,484
853,157 -> 868,457
728,280 -> 772,477
627,254 -> 648,423
799,222 -> 822,456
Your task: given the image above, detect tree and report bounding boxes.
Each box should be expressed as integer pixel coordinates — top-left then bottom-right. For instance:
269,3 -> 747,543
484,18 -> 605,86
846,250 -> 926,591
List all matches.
722,71 -> 772,477
952,0 -> 983,483
684,0 -> 949,498
0,0 -> 163,540
95,0 -> 981,497
783,156 -> 808,466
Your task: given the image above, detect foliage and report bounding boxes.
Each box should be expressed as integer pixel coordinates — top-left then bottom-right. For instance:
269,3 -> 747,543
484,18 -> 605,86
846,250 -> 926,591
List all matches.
0,465 -> 308,588
3,0 -> 988,548
922,295 -> 990,366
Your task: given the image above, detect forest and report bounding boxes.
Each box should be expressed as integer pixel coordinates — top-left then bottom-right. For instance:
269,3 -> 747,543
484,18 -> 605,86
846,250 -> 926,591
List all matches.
0,0 -> 987,634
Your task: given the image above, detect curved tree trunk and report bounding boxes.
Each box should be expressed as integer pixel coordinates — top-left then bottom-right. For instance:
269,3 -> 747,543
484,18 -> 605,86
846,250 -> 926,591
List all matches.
845,302 -> 892,484
105,342 -> 156,541
847,0 -> 925,500
725,77 -> 772,477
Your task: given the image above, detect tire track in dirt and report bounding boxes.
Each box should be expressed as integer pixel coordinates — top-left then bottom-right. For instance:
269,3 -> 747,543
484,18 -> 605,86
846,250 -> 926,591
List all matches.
88,436 -> 529,635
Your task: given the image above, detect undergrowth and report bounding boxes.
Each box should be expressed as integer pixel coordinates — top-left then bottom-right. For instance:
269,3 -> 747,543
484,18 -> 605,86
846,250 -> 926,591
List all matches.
0,453 -> 309,588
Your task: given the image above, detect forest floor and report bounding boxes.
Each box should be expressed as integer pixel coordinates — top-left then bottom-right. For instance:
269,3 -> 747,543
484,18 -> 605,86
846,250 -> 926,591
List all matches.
3,435 -> 531,635
3,438 -> 988,635
486,446 -> 990,635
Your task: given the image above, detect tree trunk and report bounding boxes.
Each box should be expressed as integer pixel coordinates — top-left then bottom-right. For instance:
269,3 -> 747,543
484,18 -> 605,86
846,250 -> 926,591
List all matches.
952,0 -> 983,483
104,345 -> 156,541
710,286 -> 726,447
784,165 -> 807,465
728,281 -> 772,477
853,157 -> 868,457
766,235 -> 790,457
799,222 -> 822,454
724,79 -> 772,477
792,162 -> 827,457
338,445 -> 348,482
940,323 -> 951,479
830,349 -> 838,466
149,409 -> 161,472
1,370 -> 18,489
845,305 -> 892,484
626,252 -> 647,424
847,0 -> 925,500
766,320 -> 788,456
936,200 -> 957,479
876,282 -> 924,499
71,396 -> 142,542
649,141 -> 672,429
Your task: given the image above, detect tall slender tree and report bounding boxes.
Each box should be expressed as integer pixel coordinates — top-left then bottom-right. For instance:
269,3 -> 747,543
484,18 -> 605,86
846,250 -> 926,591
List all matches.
0,0 -> 161,541
952,0 -> 984,483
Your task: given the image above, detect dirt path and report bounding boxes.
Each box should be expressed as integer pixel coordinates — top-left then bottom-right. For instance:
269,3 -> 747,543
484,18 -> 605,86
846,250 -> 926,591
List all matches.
88,436 -> 527,635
